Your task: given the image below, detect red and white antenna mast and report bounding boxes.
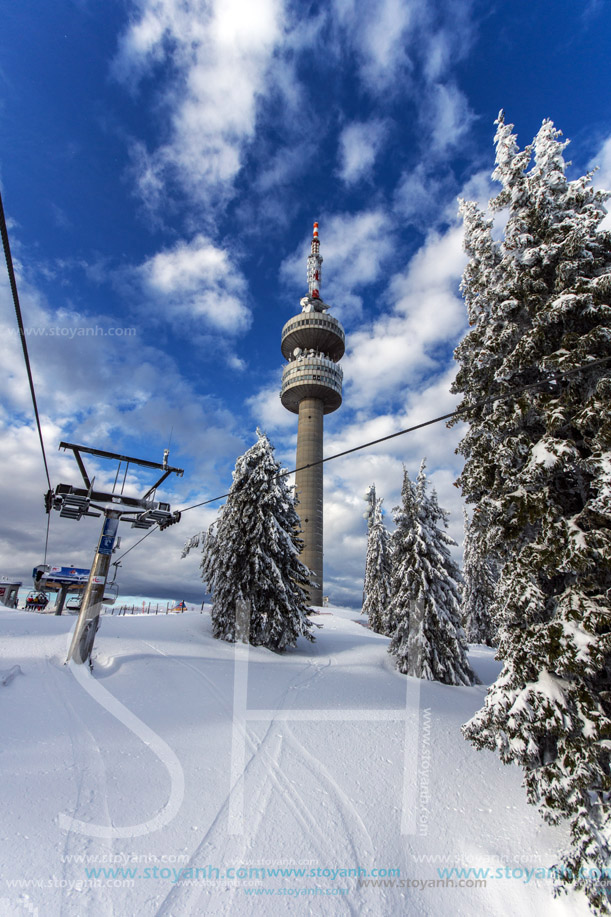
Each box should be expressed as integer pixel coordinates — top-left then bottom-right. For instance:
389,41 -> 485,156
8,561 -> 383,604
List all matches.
307,221 -> 323,301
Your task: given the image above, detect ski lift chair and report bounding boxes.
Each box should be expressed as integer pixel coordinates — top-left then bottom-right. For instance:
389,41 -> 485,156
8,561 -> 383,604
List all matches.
102,582 -> 119,606
25,591 -> 49,611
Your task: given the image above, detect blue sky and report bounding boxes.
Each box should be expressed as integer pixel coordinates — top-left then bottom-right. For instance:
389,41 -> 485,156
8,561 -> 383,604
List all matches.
1,0 -> 610,606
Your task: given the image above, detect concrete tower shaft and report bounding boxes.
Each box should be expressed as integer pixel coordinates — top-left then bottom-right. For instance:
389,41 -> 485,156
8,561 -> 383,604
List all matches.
295,398 -> 324,590
279,223 -> 344,605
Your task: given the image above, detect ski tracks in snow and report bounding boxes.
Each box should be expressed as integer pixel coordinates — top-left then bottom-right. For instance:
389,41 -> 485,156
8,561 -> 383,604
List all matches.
150,647 -> 374,917
47,660 -> 115,917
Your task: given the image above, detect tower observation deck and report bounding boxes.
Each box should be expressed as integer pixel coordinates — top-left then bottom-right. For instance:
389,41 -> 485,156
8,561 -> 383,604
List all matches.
280,222 -> 344,605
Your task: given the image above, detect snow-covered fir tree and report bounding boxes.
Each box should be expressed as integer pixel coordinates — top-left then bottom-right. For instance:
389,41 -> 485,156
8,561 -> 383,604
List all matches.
199,524 -> 217,596
385,467 -> 418,641
453,112 -> 611,913
362,484 -> 392,634
388,462 -> 477,686
461,509 -> 498,646
203,430 -> 314,651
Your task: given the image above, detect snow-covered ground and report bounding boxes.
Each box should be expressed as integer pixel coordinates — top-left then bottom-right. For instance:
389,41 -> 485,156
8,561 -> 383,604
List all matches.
0,605 -> 588,917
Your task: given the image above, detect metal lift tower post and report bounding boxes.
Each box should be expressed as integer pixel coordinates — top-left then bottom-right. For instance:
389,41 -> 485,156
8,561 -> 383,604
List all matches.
46,442 -> 183,665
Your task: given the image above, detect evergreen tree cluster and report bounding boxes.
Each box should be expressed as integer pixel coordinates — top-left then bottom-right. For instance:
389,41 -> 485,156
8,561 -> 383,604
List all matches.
453,112 -> 611,912
201,430 -> 314,652
363,462 -> 477,686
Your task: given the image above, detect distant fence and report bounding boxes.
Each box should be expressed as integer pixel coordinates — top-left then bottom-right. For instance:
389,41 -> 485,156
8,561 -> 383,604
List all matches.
107,603 -> 184,615
19,601 -> 205,615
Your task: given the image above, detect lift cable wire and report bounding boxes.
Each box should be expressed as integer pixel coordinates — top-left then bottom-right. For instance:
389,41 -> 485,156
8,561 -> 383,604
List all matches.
1,192 -> 53,562
113,526 -> 160,564
178,353 -> 611,514
43,513 -> 51,566
112,353 -> 611,566
1,193 -> 52,491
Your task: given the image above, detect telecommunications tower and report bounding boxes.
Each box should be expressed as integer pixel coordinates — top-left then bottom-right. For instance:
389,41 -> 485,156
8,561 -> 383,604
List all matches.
280,222 -> 344,605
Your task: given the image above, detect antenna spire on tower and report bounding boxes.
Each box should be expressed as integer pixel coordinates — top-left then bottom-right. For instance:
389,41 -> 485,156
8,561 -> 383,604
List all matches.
307,220 -> 322,301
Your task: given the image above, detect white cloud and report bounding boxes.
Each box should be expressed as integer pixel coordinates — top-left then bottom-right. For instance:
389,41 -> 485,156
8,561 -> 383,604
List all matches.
337,120 -> 387,185
394,163 -> 455,228
456,168 -> 497,212
137,234 -> 251,333
330,0 -> 416,92
246,377 -> 297,434
113,0 -> 284,206
344,223 -> 467,409
357,0 -> 414,88
255,145 -> 315,195
226,354 -> 247,372
329,0 -> 475,108
112,0 -> 481,221
426,82 -> 475,155
589,134 -> 611,230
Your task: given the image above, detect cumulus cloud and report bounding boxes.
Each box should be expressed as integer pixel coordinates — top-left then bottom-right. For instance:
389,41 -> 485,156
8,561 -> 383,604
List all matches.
344,223 -> 467,409
112,0 -> 480,221
137,234 -> 251,333
246,376 -> 297,434
329,0 -> 474,105
113,0 -> 284,206
337,120 -> 387,185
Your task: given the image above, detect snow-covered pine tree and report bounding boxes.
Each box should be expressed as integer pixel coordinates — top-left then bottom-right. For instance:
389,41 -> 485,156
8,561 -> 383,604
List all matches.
388,462 -> 477,686
453,113 -> 611,912
206,430 -> 314,651
461,508 -> 498,646
362,484 -> 392,633
385,467 -> 418,641
181,531 -> 205,559
199,524 -> 217,595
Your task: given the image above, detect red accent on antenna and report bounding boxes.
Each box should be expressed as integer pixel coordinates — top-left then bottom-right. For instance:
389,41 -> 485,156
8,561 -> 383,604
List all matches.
313,222 -> 319,238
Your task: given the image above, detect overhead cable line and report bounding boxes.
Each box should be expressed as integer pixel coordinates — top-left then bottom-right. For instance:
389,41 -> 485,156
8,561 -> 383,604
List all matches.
177,353 -> 611,516
0,192 -> 52,494
111,355 -> 611,568
1,193 -> 53,564
113,525 -> 160,564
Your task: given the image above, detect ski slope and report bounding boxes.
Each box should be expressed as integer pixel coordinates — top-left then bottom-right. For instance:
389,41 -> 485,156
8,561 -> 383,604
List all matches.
0,606 -> 589,916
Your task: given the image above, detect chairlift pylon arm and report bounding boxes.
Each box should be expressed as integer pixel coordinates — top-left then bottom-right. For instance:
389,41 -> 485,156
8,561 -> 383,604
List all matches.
142,468 -> 173,501
71,447 -> 92,489
59,441 -> 184,475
